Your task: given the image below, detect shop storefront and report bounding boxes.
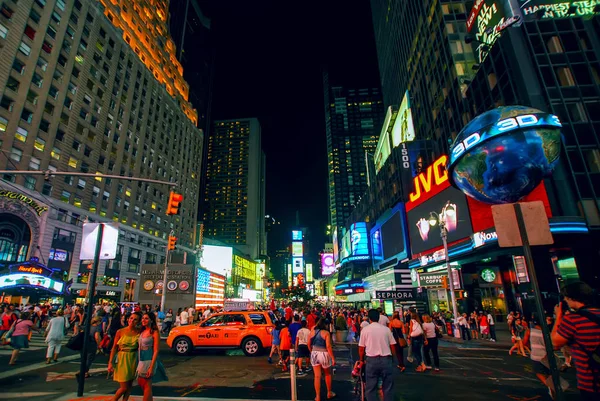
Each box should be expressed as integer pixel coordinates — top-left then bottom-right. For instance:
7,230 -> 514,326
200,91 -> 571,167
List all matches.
0,257 -> 70,306
406,159 -> 591,318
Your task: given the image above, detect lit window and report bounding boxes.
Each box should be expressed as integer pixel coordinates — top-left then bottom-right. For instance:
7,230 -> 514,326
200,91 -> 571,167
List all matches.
68,157 -> 78,168
34,137 -> 45,151
60,190 -> 71,203
15,127 -> 27,142
51,147 -> 61,160
73,196 -> 82,208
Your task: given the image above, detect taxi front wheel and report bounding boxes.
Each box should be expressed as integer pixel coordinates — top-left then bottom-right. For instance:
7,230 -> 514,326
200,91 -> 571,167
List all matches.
173,336 -> 193,356
241,336 -> 262,356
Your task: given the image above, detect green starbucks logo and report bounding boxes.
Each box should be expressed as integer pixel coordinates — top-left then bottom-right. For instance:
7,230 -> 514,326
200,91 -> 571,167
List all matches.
481,268 -> 496,283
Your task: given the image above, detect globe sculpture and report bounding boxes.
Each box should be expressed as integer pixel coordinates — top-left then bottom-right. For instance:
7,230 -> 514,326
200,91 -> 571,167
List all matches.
448,106 -> 562,204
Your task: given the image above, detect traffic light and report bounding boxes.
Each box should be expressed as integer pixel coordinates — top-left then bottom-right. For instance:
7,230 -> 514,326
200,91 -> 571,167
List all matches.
441,276 -> 449,289
166,191 -> 183,215
168,235 -> 177,251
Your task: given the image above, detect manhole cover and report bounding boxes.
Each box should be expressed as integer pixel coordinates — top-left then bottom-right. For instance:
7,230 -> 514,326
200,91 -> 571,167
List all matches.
215,370 -> 248,378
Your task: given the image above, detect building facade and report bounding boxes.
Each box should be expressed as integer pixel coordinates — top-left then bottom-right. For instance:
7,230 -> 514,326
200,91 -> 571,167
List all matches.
203,118 -> 265,259
367,0 -> 600,317
324,81 -> 385,237
0,0 -> 203,304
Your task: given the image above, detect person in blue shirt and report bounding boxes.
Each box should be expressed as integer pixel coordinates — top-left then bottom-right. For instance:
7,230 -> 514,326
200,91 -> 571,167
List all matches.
268,323 -> 282,364
289,315 -> 302,345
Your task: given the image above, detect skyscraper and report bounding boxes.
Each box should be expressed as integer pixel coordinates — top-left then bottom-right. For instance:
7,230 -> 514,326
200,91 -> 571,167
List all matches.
370,0 -> 476,155
324,79 -> 385,235
203,118 -> 265,259
0,0 -> 203,303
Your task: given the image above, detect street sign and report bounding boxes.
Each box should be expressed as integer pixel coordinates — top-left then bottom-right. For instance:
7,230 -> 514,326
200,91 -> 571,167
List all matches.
492,201 -> 553,247
80,222 -> 119,260
375,289 -> 415,300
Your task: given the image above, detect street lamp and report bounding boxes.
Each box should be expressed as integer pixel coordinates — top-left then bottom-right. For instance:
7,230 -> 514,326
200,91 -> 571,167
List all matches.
429,203 -> 460,337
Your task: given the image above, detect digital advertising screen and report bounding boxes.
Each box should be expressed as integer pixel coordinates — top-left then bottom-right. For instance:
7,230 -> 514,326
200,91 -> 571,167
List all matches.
374,106 -> 396,174
332,227 -> 339,263
292,257 -> 304,274
292,230 -> 303,241
321,253 -> 336,276
340,229 -> 351,261
350,222 -> 369,257
200,245 -> 233,276
0,273 -> 64,293
381,211 -> 406,260
466,0 -> 512,63
306,263 -> 314,282
406,186 -> 473,256
391,91 -> 416,146
519,0 -> 600,20
371,229 -> 383,261
292,242 -> 303,257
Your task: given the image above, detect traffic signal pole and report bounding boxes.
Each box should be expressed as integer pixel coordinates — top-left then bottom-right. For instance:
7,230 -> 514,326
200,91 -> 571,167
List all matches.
160,229 -> 175,312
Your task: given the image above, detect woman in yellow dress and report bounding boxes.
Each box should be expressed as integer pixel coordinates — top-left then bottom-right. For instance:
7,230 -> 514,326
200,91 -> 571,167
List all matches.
108,312 -> 142,401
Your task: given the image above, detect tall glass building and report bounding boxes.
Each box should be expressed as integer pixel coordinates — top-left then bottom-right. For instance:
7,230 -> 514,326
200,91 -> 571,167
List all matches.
0,0 -> 204,304
324,78 -> 385,237
203,118 -> 266,259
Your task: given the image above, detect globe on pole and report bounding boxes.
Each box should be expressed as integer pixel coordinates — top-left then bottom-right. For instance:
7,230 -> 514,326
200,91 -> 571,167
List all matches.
447,106 -> 562,204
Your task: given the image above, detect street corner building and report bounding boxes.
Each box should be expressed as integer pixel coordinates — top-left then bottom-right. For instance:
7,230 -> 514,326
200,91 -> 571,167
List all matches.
0,0 -> 205,305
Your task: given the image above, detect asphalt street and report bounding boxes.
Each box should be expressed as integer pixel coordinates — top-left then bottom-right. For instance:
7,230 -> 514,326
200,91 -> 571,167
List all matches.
0,333 -> 583,401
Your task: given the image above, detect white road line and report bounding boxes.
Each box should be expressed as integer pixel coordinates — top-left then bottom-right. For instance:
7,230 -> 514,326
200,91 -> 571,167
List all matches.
0,354 -> 80,380
56,394 -> 314,401
441,357 -> 503,360
2,392 -> 61,398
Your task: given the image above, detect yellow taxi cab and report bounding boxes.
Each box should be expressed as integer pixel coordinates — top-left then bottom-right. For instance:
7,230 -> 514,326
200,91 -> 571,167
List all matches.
166,309 -> 276,356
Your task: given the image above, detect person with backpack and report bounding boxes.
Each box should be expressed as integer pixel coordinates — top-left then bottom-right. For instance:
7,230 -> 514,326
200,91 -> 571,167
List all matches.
552,281 -> 600,401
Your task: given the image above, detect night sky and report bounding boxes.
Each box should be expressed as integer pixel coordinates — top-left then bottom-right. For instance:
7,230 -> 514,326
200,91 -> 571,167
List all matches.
197,0 -> 381,259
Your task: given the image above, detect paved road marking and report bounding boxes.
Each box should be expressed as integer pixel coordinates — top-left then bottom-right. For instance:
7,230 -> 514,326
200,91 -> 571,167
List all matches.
457,347 -> 509,351
56,394 -> 314,401
2,392 -> 61,398
0,354 -> 80,380
47,366 -> 109,382
441,357 -> 503,360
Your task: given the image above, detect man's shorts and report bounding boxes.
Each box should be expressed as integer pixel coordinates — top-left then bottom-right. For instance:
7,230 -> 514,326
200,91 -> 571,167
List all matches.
297,344 -> 310,358
281,349 -> 290,359
311,350 -> 333,369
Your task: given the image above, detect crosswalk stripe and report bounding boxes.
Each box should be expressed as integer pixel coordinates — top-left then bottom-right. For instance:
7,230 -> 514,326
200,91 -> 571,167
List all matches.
0,335 -> 69,355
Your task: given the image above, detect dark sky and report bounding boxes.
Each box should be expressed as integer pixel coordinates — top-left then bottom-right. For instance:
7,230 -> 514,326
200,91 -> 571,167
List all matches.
196,0 -> 381,258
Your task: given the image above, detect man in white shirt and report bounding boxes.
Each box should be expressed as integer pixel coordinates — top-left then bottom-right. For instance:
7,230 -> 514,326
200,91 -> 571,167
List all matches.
377,308 -> 390,327
202,307 -> 212,320
358,309 -> 396,401
180,309 -> 189,325
487,311 -> 496,342
187,306 -> 195,323
457,313 -> 471,340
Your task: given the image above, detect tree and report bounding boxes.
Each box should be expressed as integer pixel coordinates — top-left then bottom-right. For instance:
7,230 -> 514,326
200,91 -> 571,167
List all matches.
281,284 -> 315,310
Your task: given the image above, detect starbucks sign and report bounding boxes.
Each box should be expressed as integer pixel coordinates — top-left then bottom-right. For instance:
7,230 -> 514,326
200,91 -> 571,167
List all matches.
481,268 -> 496,283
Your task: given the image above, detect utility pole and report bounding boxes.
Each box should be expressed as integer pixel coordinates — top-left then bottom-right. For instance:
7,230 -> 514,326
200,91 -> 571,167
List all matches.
160,229 -> 175,312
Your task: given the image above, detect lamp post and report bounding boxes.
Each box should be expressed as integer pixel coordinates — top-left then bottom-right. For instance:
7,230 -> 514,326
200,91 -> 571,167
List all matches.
429,208 -> 460,337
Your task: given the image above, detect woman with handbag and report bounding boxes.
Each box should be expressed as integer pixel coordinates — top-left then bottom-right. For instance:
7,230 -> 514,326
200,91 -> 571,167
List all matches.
9,311 -> 40,365
422,314 -> 440,371
408,312 -> 427,372
44,309 -> 70,364
389,311 -> 407,372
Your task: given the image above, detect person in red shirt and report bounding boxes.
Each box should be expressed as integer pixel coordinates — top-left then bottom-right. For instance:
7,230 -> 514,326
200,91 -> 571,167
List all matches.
284,305 -> 293,323
306,310 -> 317,330
279,323 -> 292,372
270,298 -> 276,312
552,282 -> 600,401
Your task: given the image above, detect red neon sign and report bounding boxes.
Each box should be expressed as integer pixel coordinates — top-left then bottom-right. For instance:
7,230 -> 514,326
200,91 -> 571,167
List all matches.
406,155 -> 450,211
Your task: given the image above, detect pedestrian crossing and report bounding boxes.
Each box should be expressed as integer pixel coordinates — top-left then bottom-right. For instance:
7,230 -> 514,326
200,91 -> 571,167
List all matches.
0,333 -> 70,356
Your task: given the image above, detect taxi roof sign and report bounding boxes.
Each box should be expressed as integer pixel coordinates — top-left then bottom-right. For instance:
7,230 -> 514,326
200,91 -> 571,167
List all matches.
223,299 -> 255,312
